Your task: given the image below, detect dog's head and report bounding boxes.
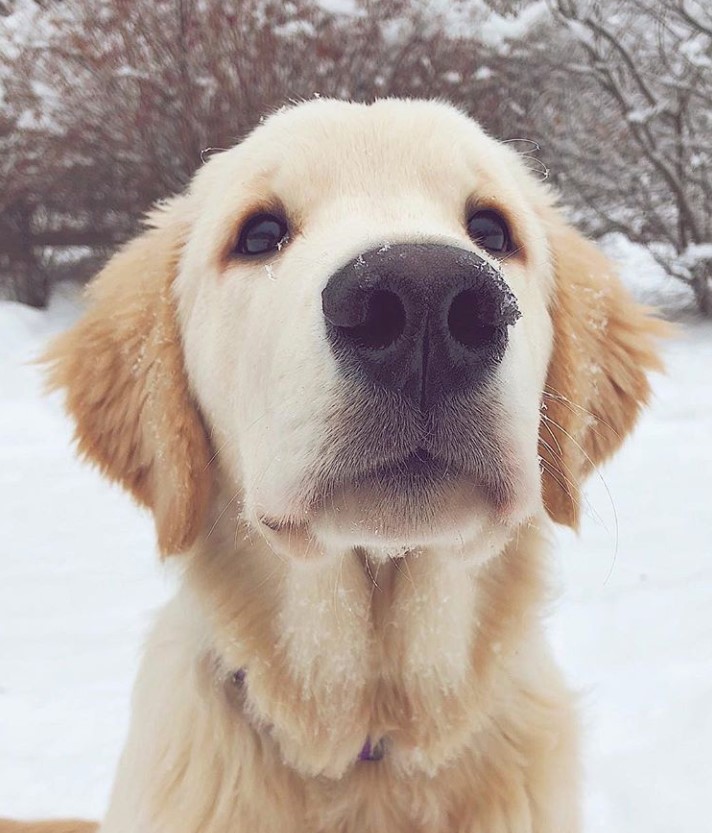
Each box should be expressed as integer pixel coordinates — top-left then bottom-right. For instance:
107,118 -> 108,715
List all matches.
46,99 -> 663,562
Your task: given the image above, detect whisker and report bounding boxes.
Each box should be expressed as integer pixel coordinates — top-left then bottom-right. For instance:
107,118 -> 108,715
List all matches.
540,414 -> 564,456
206,489 -> 242,540
203,404 -> 275,470
392,555 -> 414,586
539,427 -> 608,531
543,415 -> 620,581
543,385 -> 622,443
365,556 -> 382,605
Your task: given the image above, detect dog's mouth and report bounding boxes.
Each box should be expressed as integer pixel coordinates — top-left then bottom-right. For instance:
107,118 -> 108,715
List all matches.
253,385 -> 538,558
259,447 -> 448,531
258,442 -> 527,558
356,447 -> 446,486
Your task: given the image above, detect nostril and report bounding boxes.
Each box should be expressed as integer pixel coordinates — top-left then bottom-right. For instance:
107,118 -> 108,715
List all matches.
338,289 -> 406,350
447,289 -> 499,350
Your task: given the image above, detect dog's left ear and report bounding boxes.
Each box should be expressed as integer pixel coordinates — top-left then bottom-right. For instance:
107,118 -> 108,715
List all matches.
540,218 -> 668,528
44,205 -> 212,555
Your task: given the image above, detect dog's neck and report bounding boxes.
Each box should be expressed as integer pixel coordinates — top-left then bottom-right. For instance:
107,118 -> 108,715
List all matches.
186,510 -> 548,779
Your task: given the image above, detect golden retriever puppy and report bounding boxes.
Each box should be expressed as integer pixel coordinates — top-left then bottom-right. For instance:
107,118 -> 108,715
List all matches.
6,98 -> 664,833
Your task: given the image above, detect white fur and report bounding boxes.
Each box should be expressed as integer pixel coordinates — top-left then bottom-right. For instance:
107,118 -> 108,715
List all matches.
46,98 -> 625,833
176,99 -> 554,559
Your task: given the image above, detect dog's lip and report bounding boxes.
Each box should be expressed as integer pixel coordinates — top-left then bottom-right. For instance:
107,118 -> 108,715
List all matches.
318,446 -> 472,507
363,447 -> 445,479
255,453 -> 531,557
258,448 -> 447,532
259,449 -> 506,531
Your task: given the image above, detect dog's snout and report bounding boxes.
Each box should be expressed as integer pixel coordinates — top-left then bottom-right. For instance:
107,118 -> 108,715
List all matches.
321,243 -> 520,409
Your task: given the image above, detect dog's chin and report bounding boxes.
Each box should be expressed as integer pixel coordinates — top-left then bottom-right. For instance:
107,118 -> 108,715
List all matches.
256,457 -> 531,565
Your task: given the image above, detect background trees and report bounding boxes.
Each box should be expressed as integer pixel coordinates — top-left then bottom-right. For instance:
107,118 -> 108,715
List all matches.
550,0 -> 712,314
1,0 -> 710,313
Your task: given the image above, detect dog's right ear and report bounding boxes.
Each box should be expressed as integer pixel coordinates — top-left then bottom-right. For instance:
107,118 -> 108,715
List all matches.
44,205 -> 212,555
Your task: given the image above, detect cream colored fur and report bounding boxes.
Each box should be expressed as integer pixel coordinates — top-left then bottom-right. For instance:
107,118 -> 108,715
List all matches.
12,99 -> 665,833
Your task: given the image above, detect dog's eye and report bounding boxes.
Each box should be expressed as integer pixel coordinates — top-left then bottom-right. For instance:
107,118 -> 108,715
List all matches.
235,213 -> 288,256
467,210 -> 512,255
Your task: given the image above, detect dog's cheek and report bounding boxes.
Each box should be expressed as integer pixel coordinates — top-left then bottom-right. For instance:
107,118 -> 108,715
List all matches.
234,278 -> 344,522
494,286 -> 553,521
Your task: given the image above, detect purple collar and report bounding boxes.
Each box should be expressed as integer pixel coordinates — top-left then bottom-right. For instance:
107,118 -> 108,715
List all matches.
358,737 -> 385,761
233,668 -> 385,762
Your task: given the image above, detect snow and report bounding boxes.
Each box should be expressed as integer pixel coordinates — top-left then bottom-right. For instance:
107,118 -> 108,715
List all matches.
1,263 -> 711,830
626,104 -> 669,125
315,0 -> 364,17
476,0 -> 549,50
679,34 -> 712,69
549,317 -> 712,830
0,285 -> 173,817
400,0 -> 550,47
682,243 -> 712,266
600,233 -> 694,312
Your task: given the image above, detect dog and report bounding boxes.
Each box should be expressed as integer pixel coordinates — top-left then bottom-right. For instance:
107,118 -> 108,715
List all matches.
3,98 -> 664,833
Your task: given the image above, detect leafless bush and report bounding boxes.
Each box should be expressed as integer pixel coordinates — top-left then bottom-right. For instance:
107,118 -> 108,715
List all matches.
548,0 -> 712,313
1,0 -> 710,313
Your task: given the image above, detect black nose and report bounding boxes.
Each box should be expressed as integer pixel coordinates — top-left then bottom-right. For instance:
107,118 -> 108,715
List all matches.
321,243 -> 520,409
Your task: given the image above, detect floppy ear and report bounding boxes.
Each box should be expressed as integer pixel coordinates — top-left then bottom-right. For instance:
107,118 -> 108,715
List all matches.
44,208 -> 212,555
540,219 -> 667,528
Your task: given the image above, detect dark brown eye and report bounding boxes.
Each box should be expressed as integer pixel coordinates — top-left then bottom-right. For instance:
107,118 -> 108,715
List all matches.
235,213 -> 288,256
467,210 -> 512,255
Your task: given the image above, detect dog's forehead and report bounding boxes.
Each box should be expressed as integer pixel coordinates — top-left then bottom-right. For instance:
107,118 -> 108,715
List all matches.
193,99 -> 524,215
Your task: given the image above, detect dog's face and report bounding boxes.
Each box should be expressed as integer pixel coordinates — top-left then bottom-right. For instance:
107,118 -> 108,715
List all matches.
177,100 -> 553,561
46,99 -> 663,561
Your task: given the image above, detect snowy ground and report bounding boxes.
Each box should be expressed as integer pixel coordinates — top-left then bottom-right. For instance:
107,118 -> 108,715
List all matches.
1,256 -> 711,830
